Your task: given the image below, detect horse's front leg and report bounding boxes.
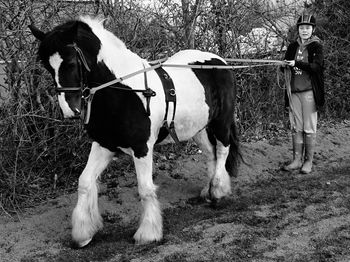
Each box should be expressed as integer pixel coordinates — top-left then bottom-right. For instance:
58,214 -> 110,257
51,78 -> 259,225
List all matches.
71,142 -> 114,247
133,145 -> 162,244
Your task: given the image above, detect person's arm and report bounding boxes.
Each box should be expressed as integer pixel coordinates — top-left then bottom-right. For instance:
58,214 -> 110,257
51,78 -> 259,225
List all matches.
294,43 -> 324,74
280,43 -> 294,71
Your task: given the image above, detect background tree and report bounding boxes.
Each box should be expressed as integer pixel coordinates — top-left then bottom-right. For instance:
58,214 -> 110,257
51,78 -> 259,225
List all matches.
0,0 -> 349,212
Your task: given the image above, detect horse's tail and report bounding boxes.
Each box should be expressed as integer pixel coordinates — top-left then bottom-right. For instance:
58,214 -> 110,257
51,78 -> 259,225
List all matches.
225,120 -> 241,177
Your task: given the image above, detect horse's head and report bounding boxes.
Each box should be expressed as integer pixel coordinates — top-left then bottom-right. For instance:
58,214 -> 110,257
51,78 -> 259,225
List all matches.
29,20 -> 100,119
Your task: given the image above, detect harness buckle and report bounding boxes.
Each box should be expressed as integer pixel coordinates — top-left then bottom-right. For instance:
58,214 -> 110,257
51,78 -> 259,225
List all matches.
82,87 -> 91,100
143,88 -> 156,97
169,88 -> 176,96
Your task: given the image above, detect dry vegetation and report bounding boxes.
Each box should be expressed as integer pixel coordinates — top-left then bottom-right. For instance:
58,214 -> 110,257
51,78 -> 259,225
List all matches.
0,0 -> 349,213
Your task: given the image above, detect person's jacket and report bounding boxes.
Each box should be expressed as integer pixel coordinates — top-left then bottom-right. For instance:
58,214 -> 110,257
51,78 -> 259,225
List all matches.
283,37 -> 325,110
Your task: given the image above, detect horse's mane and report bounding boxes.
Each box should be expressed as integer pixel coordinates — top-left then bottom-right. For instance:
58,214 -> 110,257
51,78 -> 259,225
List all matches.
38,15 -> 143,80
79,16 -> 144,78
38,16 -> 127,61
79,16 -> 127,50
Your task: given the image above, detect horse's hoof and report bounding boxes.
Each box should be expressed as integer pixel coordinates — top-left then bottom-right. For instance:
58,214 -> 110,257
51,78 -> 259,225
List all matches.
134,227 -> 162,245
72,237 -> 92,249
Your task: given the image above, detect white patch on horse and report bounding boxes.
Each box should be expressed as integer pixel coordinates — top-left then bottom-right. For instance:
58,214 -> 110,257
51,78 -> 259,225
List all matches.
49,52 -> 75,118
49,52 -> 63,85
133,148 -> 162,243
166,49 -> 226,65
79,16 -> 146,91
57,94 -> 75,118
158,51 -> 214,141
210,140 -> 232,199
72,142 -> 114,247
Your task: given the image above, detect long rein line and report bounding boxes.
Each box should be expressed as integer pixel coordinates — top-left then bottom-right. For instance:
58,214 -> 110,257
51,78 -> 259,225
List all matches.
89,58 -> 284,94
82,58 -> 284,124
88,62 -> 163,95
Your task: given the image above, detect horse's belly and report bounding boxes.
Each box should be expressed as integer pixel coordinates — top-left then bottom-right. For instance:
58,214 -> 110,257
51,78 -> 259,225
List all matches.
159,88 -> 209,144
155,60 -> 212,144
176,107 -> 208,139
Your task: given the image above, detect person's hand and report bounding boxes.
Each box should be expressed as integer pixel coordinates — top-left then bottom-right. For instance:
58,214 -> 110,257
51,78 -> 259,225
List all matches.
284,60 -> 295,67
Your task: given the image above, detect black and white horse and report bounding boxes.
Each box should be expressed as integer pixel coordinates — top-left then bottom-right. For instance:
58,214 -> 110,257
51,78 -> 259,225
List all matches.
29,16 -> 240,247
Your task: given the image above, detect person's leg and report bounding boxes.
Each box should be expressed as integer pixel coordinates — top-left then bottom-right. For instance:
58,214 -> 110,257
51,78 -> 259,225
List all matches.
283,130 -> 303,170
301,91 -> 317,174
284,93 -> 304,171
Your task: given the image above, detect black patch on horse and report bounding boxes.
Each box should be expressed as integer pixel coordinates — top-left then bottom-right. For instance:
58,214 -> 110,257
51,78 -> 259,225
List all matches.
190,58 -> 235,144
38,21 -> 101,70
190,58 -> 240,176
85,61 -> 151,158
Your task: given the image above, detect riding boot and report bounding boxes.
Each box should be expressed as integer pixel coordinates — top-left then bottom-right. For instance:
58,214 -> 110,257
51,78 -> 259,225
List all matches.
301,133 -> 316,174
283,131 -> 303,171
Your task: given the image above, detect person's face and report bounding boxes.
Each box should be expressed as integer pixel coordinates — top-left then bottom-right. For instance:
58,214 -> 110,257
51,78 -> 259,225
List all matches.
298,24 -> 314,41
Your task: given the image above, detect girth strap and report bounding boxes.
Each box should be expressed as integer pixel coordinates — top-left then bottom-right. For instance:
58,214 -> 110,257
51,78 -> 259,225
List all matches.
155,67 -> 180,144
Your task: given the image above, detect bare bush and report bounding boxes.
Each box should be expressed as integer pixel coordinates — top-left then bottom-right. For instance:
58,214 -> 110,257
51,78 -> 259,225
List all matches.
0,0 -> 348,212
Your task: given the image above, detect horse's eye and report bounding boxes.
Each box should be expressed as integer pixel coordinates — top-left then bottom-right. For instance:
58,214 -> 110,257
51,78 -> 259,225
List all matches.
66,62 -> 76,69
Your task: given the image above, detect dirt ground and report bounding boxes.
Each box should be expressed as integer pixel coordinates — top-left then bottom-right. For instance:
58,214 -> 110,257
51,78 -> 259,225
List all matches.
1,120 -> 350,262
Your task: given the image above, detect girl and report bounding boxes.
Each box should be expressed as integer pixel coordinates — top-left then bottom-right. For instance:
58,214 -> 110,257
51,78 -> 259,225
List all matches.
282,14 -> 325,174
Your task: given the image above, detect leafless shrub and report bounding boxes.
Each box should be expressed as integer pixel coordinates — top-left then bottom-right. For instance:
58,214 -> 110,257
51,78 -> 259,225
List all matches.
0,0 -> 348,213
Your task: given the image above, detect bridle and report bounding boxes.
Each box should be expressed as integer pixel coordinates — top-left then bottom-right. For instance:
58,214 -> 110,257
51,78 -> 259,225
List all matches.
54,43 -> 91,121
55,42 -> 91,94
55,42 -> 156,124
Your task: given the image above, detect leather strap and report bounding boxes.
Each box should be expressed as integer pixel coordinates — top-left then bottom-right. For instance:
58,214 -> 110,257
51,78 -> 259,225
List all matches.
155,67 -> 179,144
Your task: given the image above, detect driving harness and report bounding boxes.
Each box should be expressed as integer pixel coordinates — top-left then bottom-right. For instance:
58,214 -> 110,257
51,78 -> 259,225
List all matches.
56,43 -> 180,143
154,67 -> 179,144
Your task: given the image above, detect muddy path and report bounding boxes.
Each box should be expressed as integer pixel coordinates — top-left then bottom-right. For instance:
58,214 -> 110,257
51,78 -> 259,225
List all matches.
1,120 -> 350,262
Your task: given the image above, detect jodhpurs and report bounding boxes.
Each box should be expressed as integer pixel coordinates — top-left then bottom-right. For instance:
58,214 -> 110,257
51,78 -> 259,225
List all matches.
289,90 -> 317,134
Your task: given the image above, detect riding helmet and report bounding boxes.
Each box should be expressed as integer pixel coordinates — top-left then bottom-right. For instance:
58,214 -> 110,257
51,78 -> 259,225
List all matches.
297,14 -> 316,27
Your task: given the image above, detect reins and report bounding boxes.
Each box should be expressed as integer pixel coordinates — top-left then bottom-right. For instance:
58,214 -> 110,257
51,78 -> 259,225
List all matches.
87,58 -> 284,95
88,62 -> 163,95
57,44 -> 286,125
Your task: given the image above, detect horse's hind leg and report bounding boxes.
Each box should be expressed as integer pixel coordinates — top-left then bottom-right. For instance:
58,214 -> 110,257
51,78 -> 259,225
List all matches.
194,128 -> 232,201
209,120 -> 233,201
210,140 -> 232,200
193,129 -> 216,200
133,145 -> 162,244
71,142 -> 114,247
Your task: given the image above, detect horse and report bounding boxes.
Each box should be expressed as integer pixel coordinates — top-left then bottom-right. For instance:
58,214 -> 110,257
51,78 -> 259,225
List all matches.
29,16 -> 240,248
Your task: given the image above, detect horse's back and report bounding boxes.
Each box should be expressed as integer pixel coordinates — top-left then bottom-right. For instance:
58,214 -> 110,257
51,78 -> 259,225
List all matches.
164,49 -> 235,113
165,49 -> 226,65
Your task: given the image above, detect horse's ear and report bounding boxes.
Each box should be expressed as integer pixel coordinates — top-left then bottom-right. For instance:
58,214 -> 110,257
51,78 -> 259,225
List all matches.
29,25 -> 45,41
